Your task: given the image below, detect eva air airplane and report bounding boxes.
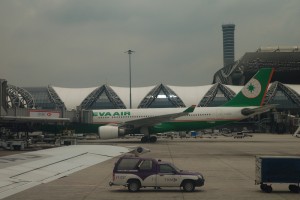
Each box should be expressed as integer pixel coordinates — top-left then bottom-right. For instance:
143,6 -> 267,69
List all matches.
93,68 -> 275,143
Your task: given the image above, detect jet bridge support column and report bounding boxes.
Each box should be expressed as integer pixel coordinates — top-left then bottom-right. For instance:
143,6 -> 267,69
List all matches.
0,79 -> 8,116
293,126 -> 300,138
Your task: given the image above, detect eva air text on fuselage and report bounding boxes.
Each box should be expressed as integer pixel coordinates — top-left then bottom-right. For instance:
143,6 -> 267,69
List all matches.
93,111 -> 131,117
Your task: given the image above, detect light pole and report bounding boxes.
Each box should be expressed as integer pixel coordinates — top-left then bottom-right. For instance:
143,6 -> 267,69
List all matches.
125,50 -> 134,109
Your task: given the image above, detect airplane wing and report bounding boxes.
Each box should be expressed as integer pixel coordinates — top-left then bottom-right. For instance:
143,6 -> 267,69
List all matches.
123,105 -> 196,128
0,116 -> 70,123
0,145 -> 130,199
241,104 -> 277,116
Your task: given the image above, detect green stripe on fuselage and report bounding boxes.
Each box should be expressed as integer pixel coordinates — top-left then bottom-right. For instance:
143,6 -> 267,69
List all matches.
149,120 -> 234,134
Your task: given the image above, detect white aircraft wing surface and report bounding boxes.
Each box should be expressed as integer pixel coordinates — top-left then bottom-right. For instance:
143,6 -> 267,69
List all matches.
0,145 -> 129,199
123,105 -> 196,128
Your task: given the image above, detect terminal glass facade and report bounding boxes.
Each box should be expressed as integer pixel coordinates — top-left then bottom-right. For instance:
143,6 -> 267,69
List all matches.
80,85 -> 126,109
268,89 -> 299,110
206,89 -> 229,107
138,84 -> 185,108
89,92 -> 116,109
24,87 -> 56,109
147,90 -> 177,108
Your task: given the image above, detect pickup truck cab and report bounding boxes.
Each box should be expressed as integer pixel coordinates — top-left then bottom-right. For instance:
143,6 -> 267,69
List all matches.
109,156 -> 205,192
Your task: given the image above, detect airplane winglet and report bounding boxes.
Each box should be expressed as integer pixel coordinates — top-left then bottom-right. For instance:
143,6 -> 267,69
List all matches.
183,105 -> 196,113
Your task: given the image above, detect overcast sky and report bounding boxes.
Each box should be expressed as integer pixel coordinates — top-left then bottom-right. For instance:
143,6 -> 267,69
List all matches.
1,0 -> 299,88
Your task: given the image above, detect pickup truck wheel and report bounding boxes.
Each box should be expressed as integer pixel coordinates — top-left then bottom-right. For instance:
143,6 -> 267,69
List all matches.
289,184 -> 300,193
182,180 -> 195,192
260,184 -> 267,191
261,184 -> 272,193
128,180 -> 140,192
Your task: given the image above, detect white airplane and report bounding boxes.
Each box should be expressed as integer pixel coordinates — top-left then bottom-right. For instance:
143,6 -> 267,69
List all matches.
1,68 -> 274,143
93,68 -> 275,143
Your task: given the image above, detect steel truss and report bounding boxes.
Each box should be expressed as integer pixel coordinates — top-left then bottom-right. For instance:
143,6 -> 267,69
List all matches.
138,84 -> 185,108
80,84 -> 126,109
263,81 -> 300,106
198,83 -> 235,107
47,86 -> 66,109
7,85 -> 35,108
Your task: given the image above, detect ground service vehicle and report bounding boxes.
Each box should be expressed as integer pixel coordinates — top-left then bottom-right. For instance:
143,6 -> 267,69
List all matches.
109,156 -> 205,192
255,156 -> 300,193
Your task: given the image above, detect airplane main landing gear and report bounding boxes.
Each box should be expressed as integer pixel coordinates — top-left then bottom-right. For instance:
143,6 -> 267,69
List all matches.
141,136 -> 148,143
149,136 -> 157,143
141,136 -> 157,143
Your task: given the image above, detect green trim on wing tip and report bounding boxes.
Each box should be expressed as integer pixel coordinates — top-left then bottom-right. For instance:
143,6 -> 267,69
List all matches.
184,105 -> 196,113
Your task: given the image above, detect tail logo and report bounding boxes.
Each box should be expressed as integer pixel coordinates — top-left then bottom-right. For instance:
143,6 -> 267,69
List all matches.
242,78 -> 262,98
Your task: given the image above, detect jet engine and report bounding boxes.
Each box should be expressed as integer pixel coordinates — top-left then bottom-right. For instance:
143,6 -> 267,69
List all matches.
98,126 -> 125,139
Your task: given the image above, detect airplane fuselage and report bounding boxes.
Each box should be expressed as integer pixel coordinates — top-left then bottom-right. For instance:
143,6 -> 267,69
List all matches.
92,107 -> 255,134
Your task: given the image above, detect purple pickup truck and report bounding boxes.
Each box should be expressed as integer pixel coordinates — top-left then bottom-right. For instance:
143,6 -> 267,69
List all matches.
109,156 -> 205,192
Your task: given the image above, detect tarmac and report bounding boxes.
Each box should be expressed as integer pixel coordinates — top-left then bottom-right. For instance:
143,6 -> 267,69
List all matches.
2,133 -> 300,200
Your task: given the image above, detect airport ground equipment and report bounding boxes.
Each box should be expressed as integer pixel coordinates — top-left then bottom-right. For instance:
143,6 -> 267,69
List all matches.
255,156 -> 300,193
0,140 -> 25,150
109,156 -> 205,192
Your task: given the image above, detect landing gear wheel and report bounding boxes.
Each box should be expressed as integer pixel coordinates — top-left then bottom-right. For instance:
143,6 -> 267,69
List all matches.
141,136 -> 149,143
128,180 -> 140,192
182,180 -> 195,192
149,136 -> 157,143
260,184 -> 272,193
289,184 -> 300,193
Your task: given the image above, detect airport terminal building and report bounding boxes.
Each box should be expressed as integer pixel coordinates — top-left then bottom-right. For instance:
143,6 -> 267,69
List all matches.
1,47 -> 300,134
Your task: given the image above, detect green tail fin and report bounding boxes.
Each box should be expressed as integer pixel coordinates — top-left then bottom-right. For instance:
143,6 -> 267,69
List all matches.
223,68 -> 274,107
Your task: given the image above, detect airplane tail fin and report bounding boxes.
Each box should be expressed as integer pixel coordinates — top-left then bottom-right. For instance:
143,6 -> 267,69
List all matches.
223,68 -> 274,107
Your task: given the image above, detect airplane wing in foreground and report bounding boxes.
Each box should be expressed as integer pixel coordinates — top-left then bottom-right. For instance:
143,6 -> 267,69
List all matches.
123,105 -> 196,128
0,145 -> 130,199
